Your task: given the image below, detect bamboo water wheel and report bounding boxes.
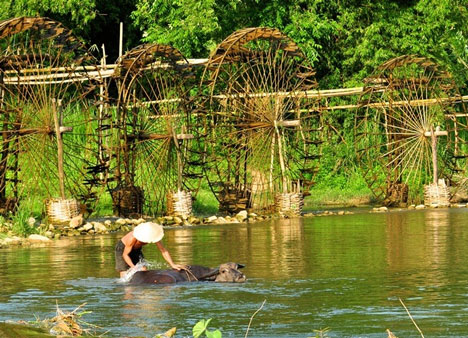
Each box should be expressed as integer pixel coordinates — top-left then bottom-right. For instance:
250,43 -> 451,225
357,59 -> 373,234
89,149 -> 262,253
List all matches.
198,27 -> 321,214
355,55 -> 468,206
0,17 -> 105,215
111,44 -> 198,217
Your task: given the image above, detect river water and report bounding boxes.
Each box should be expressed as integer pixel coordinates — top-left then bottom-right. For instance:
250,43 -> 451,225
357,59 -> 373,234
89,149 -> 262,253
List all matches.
1,208 -> 468,337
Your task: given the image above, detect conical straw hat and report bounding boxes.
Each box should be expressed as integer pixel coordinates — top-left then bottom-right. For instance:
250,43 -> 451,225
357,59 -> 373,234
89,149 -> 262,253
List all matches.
133,222 -> 164,243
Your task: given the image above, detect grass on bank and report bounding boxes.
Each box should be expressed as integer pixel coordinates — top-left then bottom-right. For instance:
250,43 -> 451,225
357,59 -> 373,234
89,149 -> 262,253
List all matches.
192,184 -> 219,216
305,171 -> 373,209
0,199 -> 40,238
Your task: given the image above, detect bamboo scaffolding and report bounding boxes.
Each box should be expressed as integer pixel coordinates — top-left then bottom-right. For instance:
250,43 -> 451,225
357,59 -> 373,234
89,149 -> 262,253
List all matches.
299,95 -> 468,111
1,63 -> 467,108
3,69 -> 113,84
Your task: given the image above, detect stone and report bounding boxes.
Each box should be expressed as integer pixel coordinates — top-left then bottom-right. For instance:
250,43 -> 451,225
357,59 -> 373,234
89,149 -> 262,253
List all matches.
164,217 -> 176,225
236,210 -> 248,222
248,212 -> 258,217
408,205 -> 416,210
115,218 -> 127,225
83,223 -> 93,231
104,220 -> 112,226
44,231 -> 54,238
28,217 -> 36,227
338,211 -> 345,215
28,234 -> 50,242
69,214 -> 83,228
94,223 -> 107,233
188,216 -> 201,225
3,237 -> 22,245
372,207 -> 388,212
71,230 -> 81,236
173,216 -> 183,225
415,204 -> 425,210
429,203 -> 439,208
204,216 -> 218,223
215,217 -> 227,224
135,218 -> 146,225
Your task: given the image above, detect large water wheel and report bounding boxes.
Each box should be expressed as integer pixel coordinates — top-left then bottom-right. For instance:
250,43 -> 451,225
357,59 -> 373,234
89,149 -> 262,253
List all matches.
0,17 -> 104,214
198,27 -> 321,214
111,44 -> 198,217
355,55 -> 468,206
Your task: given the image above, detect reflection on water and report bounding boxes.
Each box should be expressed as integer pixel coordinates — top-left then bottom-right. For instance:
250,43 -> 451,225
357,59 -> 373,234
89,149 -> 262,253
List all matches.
2,209 -> 468,337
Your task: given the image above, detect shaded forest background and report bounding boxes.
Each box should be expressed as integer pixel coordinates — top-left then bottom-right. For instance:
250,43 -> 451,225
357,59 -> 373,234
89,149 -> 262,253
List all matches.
1,0 -> 467,204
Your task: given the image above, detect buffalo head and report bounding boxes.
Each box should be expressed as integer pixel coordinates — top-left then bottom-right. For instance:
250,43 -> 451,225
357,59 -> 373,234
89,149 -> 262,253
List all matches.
212,262 -> 246,283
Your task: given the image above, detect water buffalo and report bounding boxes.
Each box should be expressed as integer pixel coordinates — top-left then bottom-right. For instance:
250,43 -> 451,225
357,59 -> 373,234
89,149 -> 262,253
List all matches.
128,262 -> 246,285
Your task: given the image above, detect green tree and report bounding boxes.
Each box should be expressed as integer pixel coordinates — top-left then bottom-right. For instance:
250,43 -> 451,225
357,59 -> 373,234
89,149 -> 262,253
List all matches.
0,0 -> 97,30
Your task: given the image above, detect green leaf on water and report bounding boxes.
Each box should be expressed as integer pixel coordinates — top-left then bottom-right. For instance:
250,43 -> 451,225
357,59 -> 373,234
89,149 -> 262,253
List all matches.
193,318 -> 212,338
206,329 -> 222,338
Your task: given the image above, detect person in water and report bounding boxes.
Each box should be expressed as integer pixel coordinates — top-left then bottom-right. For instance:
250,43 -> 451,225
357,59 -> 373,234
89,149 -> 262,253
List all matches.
115,222 -> 187,278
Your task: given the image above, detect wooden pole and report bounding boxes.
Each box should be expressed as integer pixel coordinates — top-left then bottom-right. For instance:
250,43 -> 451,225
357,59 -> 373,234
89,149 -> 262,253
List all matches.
98,44 -> 107,182
0,85 -> 8,200
269,134 -> 276,191
274,120 -> 288,193
52,99 -> 66,200
431,126 -> 438,185
171,125 -> 183,192
119,22 -> 124,59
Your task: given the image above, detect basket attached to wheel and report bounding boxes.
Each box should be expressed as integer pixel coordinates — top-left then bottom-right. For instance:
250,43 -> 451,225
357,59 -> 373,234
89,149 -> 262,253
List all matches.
166,190 -> 192,217
424,180 -> 450,207
46,198 -> 80,224
111,185 -> 144,217
275,192 -> 304,216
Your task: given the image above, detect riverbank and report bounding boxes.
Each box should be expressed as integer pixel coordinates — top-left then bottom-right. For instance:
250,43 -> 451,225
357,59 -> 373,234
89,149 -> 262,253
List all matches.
0,210 -> 275,248
2,199 -> 467,248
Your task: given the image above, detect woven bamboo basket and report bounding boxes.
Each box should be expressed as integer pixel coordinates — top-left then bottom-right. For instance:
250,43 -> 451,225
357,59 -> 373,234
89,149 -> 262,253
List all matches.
111,185 -> 144,216
424,180 -> 450,206
275,192 -> 304,216
219,185 -> 252,214
166,190 -> 192,217
46,198 -> 80,224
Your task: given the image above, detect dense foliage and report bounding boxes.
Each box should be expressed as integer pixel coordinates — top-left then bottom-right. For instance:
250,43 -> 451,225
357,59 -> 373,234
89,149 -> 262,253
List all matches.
1,0 -> 466,86
129,0 -> 468,88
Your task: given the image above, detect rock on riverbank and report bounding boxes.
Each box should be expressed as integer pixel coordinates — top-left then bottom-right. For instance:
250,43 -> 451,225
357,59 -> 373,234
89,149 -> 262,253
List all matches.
0,210 -> 273,248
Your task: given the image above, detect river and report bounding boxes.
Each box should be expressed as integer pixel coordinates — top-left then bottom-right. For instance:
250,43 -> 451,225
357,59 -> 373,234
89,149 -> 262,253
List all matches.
1,207 -> 468,337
